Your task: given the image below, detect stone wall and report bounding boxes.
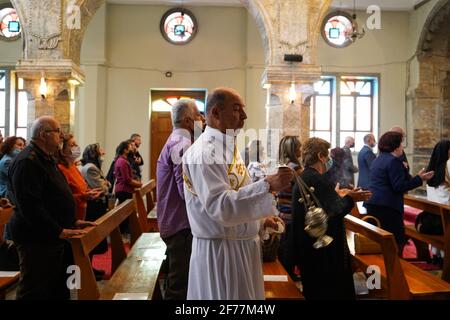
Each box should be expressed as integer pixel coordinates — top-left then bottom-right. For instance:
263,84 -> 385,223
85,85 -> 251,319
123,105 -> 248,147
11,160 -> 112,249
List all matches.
412,0 -> 450,176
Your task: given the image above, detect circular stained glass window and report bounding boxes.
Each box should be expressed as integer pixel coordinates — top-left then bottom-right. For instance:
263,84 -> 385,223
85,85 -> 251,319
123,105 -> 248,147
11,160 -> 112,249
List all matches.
160,8 -> 197,45
0,7 -> 21,41
321,11 -> 354,48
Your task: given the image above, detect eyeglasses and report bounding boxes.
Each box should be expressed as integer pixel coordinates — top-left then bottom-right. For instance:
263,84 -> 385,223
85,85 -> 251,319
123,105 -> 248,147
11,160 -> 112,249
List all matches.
44,128 -> 61,133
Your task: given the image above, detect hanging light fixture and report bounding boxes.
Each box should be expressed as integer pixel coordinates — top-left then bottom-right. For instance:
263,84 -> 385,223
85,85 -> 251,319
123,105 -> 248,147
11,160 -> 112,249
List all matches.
39,72 -> 48,99
347,0 -> 365,43
289,81 -> 297,104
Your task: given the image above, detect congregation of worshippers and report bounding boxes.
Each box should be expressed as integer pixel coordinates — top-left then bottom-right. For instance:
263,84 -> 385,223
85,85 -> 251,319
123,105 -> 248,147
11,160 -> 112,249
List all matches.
0,87 -> 449,301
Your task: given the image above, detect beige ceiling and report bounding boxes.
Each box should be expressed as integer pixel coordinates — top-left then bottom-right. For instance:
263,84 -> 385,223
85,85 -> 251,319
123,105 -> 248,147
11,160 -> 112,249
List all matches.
106,0 -> 423,11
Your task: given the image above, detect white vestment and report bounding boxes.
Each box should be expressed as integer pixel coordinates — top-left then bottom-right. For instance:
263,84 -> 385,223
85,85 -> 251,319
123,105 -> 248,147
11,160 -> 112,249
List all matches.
182,126 -> 275,300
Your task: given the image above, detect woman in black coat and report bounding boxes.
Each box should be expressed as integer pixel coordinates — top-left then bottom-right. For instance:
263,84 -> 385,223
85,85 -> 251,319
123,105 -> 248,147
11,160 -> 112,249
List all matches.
291,137 -> 371,300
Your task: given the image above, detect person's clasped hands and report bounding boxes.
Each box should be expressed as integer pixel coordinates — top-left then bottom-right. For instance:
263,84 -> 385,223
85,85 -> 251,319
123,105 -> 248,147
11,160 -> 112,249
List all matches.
84,188 -> 104,200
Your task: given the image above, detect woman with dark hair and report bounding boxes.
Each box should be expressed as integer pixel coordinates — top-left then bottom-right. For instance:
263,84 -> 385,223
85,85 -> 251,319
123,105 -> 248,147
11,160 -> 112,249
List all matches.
57,134 -> 106,280
291,137 -> 371,300
426,139 -> 450,204
80,143 -> 110,222
114,140 -> 142,236
114,140 -> 142,204
364,131 -> 434,251
80,143 -> 110,276
0,136 -> 26,198
425,139 -> 450,262
57,134 -> 103,220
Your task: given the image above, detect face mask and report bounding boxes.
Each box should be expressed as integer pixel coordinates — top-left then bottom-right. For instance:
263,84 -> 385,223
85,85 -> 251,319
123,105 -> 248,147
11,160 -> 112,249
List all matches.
12,149 -> 21,156
325,158 -> 333,172
70,145 -> 81,160
99,156 -> 105,164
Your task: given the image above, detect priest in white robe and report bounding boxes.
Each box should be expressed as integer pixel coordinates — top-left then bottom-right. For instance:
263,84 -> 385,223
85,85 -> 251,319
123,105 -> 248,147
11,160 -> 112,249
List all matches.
182,87 -> 294,300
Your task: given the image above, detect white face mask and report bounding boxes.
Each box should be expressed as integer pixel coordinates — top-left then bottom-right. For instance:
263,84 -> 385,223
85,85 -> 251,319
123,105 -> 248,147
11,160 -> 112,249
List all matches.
70,145 -> 81,160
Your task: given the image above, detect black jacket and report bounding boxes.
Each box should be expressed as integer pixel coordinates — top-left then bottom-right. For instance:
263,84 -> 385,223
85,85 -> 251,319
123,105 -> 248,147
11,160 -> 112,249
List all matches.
291,167 -> 355,300
7,143 -> 76,244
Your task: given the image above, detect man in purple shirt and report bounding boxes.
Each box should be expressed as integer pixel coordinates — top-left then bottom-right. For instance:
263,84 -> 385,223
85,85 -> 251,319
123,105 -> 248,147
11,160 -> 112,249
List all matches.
156,99 -> 203,299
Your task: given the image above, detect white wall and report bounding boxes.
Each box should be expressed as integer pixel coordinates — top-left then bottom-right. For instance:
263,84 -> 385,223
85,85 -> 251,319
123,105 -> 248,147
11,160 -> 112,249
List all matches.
0,39 -> 21,65
80,5 -> 265,180
79,3 -> 107,153
244,9 -> 266,133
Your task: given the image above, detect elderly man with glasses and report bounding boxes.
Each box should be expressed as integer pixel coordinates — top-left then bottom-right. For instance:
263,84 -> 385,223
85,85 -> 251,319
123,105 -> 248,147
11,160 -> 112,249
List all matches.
7,116 -> 95,300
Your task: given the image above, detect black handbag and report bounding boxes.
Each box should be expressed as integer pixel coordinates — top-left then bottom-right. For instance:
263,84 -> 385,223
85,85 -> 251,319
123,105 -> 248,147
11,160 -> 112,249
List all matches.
261,233 -> 281,262
415,211 -> 443,235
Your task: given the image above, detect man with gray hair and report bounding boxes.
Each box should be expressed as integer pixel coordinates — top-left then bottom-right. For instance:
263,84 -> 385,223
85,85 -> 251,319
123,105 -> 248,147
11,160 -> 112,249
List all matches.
156,99 -> 203,299
7,116 -> 95,299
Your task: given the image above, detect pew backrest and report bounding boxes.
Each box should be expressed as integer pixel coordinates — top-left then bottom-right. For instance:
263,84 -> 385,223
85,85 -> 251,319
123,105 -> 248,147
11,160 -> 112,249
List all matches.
134,180 -> 158,232
345,214 -> 411,299
68,199 -> 142,300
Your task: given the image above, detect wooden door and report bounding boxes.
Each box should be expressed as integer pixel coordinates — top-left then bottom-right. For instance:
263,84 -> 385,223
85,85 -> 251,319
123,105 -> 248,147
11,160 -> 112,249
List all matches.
150,112 -> 173,179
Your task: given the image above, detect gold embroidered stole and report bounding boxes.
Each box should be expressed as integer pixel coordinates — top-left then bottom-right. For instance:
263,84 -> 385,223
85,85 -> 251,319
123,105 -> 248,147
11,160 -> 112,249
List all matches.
183,143 -> 249,196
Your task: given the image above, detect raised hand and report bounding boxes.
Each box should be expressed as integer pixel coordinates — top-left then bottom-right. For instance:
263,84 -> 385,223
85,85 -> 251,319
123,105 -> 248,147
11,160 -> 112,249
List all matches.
266,167 -> 294,192
418,168 -> 434,181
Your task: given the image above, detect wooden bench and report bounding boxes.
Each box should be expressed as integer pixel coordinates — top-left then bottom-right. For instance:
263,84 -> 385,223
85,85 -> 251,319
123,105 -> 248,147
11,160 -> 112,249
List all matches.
68,199 -> 166,300
263,259 -> 303,300
345,214 -> 450,299
100,232 -> 166,300
403,194 -> 450,282
0,207 -> 19,299
134,180 -> 159,232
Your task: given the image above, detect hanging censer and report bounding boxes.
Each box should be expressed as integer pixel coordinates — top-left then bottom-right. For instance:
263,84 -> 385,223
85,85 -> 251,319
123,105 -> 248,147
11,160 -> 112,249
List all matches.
294,175 -> 333,249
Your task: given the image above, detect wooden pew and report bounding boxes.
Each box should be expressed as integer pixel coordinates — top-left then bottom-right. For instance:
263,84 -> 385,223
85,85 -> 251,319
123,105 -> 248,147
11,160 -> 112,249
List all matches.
134,180 -> 159,232
0,207 -> 19,299
345,214 -> 450,299
263,259 -> 303,300
100,232 -> 166,300
68,199 -> 166,300
403,194 -> 450,282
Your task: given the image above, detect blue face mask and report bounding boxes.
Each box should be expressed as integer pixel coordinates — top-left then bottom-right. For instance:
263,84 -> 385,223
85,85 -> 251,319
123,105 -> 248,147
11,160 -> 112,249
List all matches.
325,158 -> 333,172
12,149 -> 21,156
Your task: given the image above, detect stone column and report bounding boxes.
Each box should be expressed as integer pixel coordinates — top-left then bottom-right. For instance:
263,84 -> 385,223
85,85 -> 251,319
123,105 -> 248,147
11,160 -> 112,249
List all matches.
262,64 -> 321,163
16,60 -> 84,136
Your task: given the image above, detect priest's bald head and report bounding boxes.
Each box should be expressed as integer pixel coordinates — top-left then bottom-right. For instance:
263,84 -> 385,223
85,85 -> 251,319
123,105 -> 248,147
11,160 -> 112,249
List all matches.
205,87 -> 247,134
